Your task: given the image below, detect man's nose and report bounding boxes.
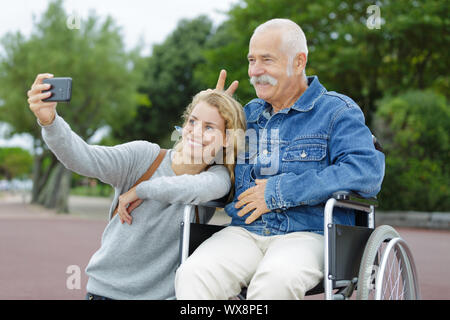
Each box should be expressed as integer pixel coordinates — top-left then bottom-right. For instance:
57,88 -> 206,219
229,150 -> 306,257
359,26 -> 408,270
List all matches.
249,61 -> 265,77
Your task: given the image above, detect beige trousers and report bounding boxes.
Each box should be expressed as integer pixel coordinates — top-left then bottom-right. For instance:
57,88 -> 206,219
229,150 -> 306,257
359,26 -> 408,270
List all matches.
175,226 -> 324,300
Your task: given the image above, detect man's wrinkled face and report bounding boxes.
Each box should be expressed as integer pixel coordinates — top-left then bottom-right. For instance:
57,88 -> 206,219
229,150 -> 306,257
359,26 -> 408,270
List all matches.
248,29 -> 292,106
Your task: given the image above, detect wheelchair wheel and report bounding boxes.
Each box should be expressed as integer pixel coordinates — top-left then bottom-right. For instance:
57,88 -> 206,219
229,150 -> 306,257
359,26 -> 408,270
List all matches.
356,225 -> 420,300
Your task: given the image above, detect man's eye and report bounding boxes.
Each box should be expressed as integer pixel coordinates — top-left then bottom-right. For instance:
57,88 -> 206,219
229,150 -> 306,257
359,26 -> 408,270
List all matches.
205,125 -> 213,130
188,119 -> 195,125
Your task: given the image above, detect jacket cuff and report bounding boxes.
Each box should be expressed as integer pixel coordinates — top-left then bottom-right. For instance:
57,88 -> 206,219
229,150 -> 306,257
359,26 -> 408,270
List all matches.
264,174 -> 286,210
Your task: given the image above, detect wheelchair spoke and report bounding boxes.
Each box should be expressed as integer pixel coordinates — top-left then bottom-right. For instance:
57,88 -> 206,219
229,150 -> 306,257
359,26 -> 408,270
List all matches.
394,258 -> 403,299
384,247 -> 396,299
381,244 -> 411,300
357,226 -> 420,300
399,279 -> 407,300
389,255 -> 401,300
389,249 -> 401,299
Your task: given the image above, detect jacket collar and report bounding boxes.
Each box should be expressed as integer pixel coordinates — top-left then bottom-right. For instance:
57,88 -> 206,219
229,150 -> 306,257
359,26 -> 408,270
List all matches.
284,75 -> 326,113
247,75 -> 326,122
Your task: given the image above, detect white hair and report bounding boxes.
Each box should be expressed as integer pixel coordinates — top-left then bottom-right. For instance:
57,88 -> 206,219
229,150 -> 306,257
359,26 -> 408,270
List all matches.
252,19 -> 308,77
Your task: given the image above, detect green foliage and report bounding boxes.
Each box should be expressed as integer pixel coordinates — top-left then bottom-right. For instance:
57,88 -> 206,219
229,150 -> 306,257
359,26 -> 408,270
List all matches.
0,0 -> 143,211
0,0 -> 142,144
0,0 -> 447,213
193,0 -> 449,211
110,16 -> 214,147
374,90 -> 450,211
0,147 -> 33,179
194,0 -> 449,124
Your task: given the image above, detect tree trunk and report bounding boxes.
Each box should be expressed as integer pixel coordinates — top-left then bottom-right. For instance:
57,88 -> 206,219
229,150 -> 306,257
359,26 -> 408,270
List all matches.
36,162 -> 71,214
31,153 -> 43,204
31,152 -> 58,204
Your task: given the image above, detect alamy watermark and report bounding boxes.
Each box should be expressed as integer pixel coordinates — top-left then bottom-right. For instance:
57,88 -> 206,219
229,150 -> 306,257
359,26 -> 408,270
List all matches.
66,12 -> 81,30
66,264 -> 81,290
170,127 -> 282,175
366,5 -> 381,29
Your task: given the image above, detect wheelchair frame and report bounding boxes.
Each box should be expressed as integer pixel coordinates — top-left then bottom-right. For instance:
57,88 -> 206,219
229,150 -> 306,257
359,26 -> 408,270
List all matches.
179,191 -> 420,300
323,192 -> 375,299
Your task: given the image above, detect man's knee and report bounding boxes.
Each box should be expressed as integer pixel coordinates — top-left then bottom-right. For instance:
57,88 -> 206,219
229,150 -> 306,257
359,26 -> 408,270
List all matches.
176,258 -> 201,285
247,265 -> 323,300
175,257 -> 210,299
176,255 -> 237,299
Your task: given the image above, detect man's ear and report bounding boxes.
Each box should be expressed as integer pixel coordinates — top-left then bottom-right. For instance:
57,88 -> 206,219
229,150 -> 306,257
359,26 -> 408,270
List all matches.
294,52 -> 307,75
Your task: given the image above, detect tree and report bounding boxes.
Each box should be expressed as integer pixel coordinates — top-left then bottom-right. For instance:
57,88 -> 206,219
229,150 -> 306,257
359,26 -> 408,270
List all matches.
373,90 -> 450,211
0,0 -> 142,212
109,16 -> 214,147
0,147 -> 33,180
194,0 -> 449,124
194,0 -> 449,211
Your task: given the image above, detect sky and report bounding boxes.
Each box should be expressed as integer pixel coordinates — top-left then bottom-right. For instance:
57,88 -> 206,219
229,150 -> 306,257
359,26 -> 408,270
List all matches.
0,0 -> 240,152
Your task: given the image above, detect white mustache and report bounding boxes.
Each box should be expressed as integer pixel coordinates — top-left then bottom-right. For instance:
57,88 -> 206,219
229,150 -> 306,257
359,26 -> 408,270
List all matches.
250,74 -> 278,86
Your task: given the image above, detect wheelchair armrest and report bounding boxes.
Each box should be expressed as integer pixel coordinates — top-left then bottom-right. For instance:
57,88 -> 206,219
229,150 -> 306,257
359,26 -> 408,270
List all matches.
372,134 -> 383,152
200,192 -> 378,209
332,191 -> 378,208
199,194 -> 229,209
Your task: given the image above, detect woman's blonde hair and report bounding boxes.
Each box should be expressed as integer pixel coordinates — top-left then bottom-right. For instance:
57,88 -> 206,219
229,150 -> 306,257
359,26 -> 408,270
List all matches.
174,89 -> 246,200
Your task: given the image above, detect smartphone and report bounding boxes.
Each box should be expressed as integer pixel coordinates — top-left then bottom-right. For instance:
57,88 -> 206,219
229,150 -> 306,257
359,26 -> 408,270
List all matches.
42,77 -> 72,102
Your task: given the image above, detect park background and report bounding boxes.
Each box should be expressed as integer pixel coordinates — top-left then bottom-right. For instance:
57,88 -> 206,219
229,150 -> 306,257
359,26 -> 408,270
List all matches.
0,0 -> 448,299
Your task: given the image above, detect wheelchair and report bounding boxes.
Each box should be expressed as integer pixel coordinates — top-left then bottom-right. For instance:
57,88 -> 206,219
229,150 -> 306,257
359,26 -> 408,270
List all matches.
179,138 -> 421,300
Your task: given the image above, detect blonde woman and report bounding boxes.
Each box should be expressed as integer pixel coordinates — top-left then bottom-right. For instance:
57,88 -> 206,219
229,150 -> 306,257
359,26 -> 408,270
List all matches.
27,72 -> 245,300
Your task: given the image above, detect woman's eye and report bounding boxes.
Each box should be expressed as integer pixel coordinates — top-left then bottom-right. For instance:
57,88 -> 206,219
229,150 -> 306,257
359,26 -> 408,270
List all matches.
188,119 -> 195,125
205,125 -> 213,131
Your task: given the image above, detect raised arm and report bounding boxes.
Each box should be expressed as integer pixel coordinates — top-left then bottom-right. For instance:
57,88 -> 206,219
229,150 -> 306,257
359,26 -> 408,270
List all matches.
40,114 -> 159,188
28,73 -> 159,188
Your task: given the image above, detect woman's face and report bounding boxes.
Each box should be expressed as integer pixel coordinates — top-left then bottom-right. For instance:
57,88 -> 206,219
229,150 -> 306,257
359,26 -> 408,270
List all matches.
181,101 -> 226,164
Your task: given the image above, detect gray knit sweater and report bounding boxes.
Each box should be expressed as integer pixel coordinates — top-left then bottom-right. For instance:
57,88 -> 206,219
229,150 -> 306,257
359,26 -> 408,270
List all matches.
39,114 -> 231,299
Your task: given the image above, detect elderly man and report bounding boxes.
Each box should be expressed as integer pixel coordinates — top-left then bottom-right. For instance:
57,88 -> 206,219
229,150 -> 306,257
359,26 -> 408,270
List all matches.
175,18 -> 385,300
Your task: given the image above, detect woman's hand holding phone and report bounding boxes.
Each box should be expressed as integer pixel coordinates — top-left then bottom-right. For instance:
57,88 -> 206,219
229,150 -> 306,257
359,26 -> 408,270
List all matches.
27,73 -> 57,126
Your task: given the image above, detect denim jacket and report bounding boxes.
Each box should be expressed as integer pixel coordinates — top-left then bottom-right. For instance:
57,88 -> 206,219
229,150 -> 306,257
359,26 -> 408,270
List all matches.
225,76 -> 385,235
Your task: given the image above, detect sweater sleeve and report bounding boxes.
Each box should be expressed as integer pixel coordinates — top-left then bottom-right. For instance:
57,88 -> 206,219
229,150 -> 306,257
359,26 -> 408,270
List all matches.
40,113 -> 160,189
135,165 -> 231,205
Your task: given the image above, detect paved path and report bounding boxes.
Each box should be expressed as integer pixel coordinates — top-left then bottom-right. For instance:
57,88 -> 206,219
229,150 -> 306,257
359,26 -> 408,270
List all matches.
0,192 -> 449,300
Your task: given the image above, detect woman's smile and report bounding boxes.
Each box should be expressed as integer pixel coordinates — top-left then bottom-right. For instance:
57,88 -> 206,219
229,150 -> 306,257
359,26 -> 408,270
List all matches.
186,137 -> 205,148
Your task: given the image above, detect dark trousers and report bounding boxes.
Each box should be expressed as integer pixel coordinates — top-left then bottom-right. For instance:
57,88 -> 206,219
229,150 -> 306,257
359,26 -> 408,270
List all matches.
85,292 -> 114,300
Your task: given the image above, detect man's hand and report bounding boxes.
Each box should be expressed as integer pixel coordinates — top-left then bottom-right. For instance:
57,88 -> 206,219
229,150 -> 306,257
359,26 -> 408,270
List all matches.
235,179 -> 270,224
117,186 -> 143,225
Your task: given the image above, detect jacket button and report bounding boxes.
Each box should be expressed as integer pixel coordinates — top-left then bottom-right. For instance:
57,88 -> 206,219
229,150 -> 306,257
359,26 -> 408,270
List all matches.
301,151 -> 307,158
264,229 -> 271,235
262,149 -> 268,155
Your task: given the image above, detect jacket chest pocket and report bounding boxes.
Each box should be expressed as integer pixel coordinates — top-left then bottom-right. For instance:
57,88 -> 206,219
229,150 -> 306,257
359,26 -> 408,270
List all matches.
281,143 -> 327,174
